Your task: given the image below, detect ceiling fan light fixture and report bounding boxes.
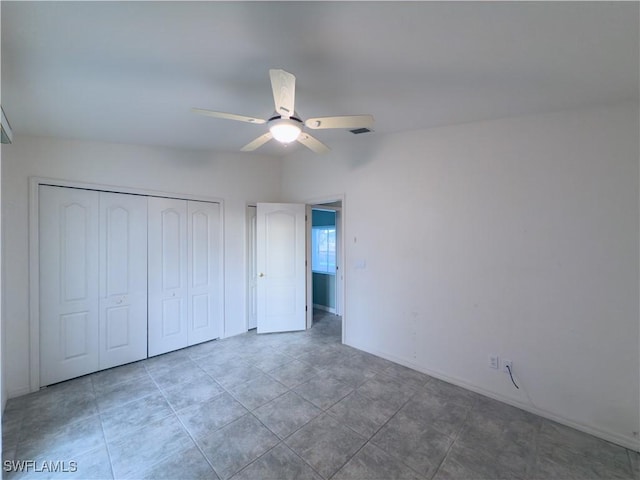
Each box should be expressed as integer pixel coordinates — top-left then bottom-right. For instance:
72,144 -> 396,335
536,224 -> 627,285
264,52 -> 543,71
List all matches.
269,118 -> 301,144
193,69 -> 372,153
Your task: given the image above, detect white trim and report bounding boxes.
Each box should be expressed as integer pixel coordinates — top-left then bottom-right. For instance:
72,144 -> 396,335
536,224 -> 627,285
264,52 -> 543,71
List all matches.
313,304 -> 336,314
28,179 -> 40,393
245,204 -> 257,331
28,176 -> 225,392
31,177 -> 224,203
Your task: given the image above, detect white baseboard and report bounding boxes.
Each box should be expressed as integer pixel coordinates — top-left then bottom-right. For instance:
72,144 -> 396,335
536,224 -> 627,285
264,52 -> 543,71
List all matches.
313,304 -> 336,314
344,340 -> 640,453
7,386 -> 31,402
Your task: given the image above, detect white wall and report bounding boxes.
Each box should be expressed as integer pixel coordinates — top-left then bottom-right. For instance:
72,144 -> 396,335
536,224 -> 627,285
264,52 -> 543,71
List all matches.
2,135 -> 282,398
281,103 -> 640,450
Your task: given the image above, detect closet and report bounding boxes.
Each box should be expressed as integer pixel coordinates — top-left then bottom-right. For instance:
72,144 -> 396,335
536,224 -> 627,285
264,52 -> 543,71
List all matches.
147,197 -> 222,356
38,185 -> 222,386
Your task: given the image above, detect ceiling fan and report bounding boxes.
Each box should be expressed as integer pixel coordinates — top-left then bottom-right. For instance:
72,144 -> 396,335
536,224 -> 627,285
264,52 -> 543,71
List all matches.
192,69 -> 374,154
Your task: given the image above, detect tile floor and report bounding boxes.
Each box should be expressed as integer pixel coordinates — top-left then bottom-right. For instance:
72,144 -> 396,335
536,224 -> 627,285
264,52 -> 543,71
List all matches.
2,311 -> 638,479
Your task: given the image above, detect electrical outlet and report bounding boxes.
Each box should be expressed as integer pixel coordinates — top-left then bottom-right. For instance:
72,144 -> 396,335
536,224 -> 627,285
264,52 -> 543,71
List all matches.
503,359 -> 513,373
489,355 -> 499,369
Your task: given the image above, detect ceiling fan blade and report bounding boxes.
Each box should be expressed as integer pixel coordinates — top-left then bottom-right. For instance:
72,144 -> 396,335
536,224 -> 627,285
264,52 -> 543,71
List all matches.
241,132 -> 273,152
304,114 -> 374,130
192,108 -> 266,125
269,69 -> 296,119
297,132 -> 330,154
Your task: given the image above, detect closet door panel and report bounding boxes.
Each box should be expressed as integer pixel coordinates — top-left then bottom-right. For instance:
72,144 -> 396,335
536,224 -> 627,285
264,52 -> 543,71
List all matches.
39,186 -> 100,386
187,201 -> 223,345
148,197 -> 188,356
99,192 -> 148,369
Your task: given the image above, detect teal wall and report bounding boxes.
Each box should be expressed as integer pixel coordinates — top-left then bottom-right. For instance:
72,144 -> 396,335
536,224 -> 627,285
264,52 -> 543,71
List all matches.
313,272 -> 336,309
312,209 -> 335,227
312,209 -> 336,310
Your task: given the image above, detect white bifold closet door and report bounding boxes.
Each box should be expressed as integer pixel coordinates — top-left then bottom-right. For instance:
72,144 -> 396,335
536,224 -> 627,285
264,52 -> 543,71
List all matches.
148,197 -> 188,356
187,200 -> 223,345
39,186 -> 148,386
148,197 -> 222,356
99,192 -> 148,370
40,186 -> 100,385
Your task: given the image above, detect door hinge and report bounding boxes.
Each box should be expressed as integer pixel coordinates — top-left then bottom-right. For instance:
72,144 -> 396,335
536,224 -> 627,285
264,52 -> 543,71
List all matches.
306,305 -> 308,312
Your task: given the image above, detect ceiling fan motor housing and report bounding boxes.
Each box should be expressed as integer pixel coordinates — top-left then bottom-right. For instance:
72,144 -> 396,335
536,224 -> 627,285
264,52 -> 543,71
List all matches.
268,116 -> 304,144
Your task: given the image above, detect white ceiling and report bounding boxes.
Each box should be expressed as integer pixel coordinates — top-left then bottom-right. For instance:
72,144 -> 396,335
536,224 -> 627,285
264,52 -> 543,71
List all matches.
2,1 -> 638,156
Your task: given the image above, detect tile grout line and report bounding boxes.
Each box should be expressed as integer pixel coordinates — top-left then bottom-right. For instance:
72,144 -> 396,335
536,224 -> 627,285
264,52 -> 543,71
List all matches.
4,399 -> 27,465
272,391 -> 324,442
299,386 -> 372,477
325,376 -> 429,480
155,343 -> 326,479
16,380 -> 109,469
193,329 -> 328,478
428,394 -> 479,480
91,375 -> 117,480
191,336 -> 333,475
528,414 -> 545,478
146,367 -> 222,479
4,316 -> 335,478
253,382 -> 351,476
236,411 -> 327,480
11,313 -> 630,480
195,347 -> 301,414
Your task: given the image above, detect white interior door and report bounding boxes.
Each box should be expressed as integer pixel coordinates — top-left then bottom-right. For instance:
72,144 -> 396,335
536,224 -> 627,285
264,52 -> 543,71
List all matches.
247,206 -> 257,330
187,200 -> 223,345
148,197 -> 188,356
99,192 -> 148,369
39,186 -> 100,385
256,203 -> 307,334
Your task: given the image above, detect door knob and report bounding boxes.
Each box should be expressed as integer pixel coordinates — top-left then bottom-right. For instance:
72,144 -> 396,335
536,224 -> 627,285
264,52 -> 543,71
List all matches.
259,273 -> 264,277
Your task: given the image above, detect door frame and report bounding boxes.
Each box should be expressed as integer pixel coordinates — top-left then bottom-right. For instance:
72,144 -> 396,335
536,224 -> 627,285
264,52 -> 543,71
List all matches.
304,194 -> 345,343
245,195 -> 345,342
245,204 -> 258,330
28,176 -> 224,393
309,206 -> 341,316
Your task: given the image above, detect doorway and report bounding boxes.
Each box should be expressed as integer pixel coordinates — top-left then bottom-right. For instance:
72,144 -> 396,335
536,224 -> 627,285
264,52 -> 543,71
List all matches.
246,199 -> 344,338
308,200 -> 343,343
310,208 -> 338,315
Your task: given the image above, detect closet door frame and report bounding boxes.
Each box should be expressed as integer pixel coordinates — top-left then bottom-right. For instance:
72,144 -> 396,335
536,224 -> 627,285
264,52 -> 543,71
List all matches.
28,177 -> 224,393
